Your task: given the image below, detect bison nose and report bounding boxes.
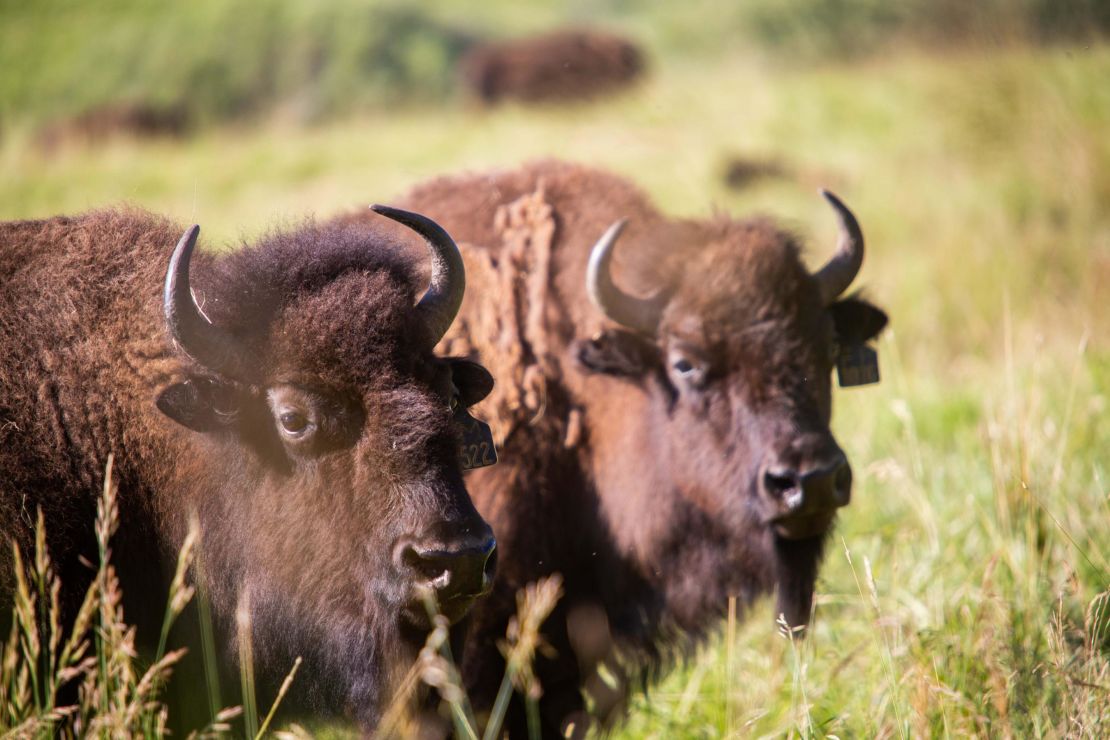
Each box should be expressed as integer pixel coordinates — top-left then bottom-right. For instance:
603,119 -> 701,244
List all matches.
397,532 -> 497,620
761,451 -> 851,539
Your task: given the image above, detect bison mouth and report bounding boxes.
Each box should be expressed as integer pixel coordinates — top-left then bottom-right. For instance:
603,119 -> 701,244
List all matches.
770,511 -> 837,540
395,572 -> 490,630
771,533 -> 827,632
399,582 -> 494,631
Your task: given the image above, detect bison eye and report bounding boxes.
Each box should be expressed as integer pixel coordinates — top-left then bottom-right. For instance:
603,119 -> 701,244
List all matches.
673,358 -> 695,375
667,348 -> 708,391
278,410 -> 311,437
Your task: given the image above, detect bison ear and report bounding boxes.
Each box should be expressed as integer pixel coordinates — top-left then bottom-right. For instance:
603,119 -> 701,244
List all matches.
829,297 -> 888,346
156,377 -> 236,433
449,359 -> 495,407
574,329 -> 658,378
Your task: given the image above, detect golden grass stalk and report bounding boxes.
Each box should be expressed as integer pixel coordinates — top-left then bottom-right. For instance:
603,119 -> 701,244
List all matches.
256,656 -> 302,739
485,574 -> 563,740
0,455 -> 238,737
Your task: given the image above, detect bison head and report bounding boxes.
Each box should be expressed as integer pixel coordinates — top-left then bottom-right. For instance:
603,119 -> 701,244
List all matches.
154,208 -> 496,722
575,192 -> 886,629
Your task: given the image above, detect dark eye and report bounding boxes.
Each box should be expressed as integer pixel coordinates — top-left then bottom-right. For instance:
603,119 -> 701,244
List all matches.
279,410 -> 310,437
668,349 -> 708,390
673,358 -> 696,375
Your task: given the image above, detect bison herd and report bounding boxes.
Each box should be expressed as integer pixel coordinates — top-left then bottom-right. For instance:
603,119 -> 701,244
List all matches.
1,160 -> 885,736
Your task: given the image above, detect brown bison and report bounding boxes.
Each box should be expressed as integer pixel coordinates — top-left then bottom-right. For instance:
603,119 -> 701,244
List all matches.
342,160 -> 888,735
35,102 -> 191,152
458,29 -> 645,105
0,206 -> 498,728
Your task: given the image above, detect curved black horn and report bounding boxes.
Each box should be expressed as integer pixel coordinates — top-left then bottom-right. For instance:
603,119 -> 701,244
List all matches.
164,225 -> 248,378
371,205 -> 465,348
586,219 -> 663,334
814,190 -> 864,305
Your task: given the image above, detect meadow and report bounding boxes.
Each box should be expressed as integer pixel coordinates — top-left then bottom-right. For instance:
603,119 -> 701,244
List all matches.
2,0 -> 1108,736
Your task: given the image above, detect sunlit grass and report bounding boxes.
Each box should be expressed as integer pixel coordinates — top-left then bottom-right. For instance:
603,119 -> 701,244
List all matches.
617,325 -> 1109,737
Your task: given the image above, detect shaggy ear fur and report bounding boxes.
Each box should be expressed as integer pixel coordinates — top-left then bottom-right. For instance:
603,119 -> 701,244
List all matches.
449,359 -> 495,407
574,329 -> 659,378
155,377 -> 237,433
829,297 -> 888,346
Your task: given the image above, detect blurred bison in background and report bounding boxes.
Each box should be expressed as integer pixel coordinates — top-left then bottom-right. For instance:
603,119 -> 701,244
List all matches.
0,206 -> 498,729
36,102 -> 191,151
458,29 -> 645,105
721,153 -> 790,191
344,160 -> 887,736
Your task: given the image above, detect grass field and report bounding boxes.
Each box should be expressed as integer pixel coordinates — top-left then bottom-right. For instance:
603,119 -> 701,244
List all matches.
2,1 -> 1108,736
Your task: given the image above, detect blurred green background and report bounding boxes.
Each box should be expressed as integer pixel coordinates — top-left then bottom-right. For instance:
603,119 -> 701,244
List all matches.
2,0 -> 1108,736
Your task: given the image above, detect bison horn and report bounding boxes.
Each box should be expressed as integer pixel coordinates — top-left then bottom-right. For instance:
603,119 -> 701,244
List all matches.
164,225 -> 250,379
586,219 -> 664,334
814,190 -> 864,305
370,205 -> 466,348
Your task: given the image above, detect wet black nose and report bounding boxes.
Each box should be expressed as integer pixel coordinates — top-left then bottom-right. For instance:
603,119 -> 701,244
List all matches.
398,534 -> 498,606
762,454 -> 852,514
761,446 -> 851,539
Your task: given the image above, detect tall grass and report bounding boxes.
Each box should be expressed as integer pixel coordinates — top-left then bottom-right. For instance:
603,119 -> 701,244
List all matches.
0,459 -> 300,738
374,576 -> 563,739
0,457 -> 197,736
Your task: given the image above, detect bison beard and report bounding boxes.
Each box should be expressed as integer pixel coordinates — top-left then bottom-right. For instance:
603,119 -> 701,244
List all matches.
0,206 -> 497,732
333,159 -> 888,736
773,535 -> 827,632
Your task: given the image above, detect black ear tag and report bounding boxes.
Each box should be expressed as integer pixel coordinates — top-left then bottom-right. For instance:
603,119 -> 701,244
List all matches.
836,343 -> 880,387
454,406 -> 498,470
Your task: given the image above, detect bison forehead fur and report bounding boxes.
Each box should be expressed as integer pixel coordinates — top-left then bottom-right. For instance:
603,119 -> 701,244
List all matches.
0,207 -> 493,729
339,159 -> 887,735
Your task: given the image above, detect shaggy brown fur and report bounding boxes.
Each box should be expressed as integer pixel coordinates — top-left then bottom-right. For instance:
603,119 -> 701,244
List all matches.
458,29 -> 644,106
0,208 -> 495,730
336,159 -> 888,736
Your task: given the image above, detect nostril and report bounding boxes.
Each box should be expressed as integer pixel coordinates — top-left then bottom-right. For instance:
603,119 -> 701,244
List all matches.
401,545 -> 452,587
763,469 -> 797,500
402,536 -> 497,600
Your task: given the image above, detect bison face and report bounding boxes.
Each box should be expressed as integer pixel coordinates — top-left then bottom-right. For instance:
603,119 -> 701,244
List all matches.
579,295 -> 884,536
157,353 -> 497,611
153,209 -> 497,722
578,192 -> 886,626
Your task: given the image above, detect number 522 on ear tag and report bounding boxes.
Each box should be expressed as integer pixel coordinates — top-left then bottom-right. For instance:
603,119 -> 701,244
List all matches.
836,343 -> 880,387
455,407 -> 498,470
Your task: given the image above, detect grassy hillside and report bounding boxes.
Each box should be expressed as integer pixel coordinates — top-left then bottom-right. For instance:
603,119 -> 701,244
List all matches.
1,1 -> 1108,736
2,0 -> 1107,129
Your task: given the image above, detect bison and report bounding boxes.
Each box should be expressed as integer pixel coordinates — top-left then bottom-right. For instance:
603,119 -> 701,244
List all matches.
35,102 -> 192,152
0,205 -> 499,729
340,160 -> 888,735
457,29 -> 645,106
